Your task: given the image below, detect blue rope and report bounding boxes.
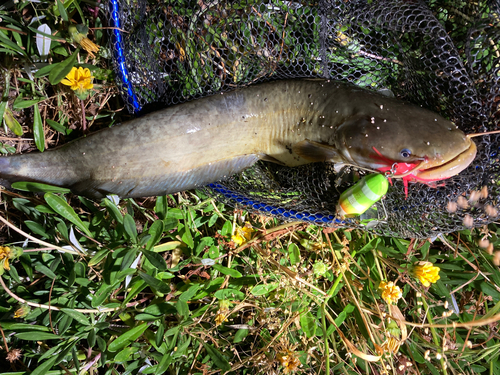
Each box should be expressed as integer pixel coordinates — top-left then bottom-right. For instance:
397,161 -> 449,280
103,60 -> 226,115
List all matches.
208,183 -> 343,226
109,0 -> 141,112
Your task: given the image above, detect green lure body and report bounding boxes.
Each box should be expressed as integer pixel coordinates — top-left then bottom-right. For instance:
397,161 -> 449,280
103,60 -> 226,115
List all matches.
337,174 -> 389,218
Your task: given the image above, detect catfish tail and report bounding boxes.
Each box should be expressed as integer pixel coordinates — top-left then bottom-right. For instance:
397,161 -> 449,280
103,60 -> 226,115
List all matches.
0,152 -> 83,190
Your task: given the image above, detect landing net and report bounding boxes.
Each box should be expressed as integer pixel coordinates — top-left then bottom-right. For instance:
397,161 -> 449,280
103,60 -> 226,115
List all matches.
108,0 -> 500,238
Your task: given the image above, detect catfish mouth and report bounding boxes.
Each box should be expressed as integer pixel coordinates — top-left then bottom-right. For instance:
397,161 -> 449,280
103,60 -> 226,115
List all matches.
411,140 -> 477,181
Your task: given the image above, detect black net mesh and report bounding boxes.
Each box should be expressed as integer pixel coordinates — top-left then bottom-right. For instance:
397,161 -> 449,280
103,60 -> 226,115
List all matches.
108,0 -> 500,238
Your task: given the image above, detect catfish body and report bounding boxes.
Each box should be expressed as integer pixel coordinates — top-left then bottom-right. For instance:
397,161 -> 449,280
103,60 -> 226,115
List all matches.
0,80 -> 474,199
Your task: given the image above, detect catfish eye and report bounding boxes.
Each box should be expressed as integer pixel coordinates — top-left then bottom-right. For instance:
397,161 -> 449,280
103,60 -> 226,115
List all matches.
400,148 -> 411,158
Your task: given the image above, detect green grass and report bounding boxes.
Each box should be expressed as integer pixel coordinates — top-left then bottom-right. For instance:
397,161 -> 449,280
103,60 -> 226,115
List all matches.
1,1 -> 500,374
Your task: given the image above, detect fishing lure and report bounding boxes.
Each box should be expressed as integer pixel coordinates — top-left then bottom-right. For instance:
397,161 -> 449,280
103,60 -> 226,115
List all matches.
336,173 -> 389,219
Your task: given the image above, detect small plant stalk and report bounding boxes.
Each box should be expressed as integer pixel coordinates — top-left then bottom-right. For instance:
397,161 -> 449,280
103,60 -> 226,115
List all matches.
81,99 -> 87,132
421,297 -> 448,375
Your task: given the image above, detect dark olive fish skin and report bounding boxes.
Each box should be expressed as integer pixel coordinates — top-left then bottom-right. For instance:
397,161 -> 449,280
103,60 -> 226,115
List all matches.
0,80 -> 472,199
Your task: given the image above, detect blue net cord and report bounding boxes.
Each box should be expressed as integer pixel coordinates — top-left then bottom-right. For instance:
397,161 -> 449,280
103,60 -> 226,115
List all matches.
208,183 -> 343,226
109,0 -> 141,112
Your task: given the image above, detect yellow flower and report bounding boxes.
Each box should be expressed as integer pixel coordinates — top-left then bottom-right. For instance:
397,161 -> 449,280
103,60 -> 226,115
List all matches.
214,309 -> 229,326
378,281 -> 402,305
0,246 -> 23,274
0,246 -> 15,271
277,349 -> 300,373
413,261 -> 440,287
68,25 -> 100,58
380,336 -> 400,355
14,304 -> 30,319
61,67 -> 94,93
214,300 -> 231,326
80,38 -> 100,57
231,223 -> 255,246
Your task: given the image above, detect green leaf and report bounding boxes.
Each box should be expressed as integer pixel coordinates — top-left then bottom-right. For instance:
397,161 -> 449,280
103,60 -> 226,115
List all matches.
144,303 -> 177,316
60,308 -> 91,326
250,282 -> 279,296
13,97 -> 44,109
107,323 -> 148,352
212,264 -> 242,278
123,214 -> 138,243
0,323 -> 51,331
134,313 -> 159,321
56,0 -> 69,22
87,329 -> 96,347
44,193 -> 92,238
334,304 -> 355,326
408,341 -> 425,363
166,208 -> 183,220
0,31 -> 27,57
155,353 -> 173,375
358,237 -> 380,254
300,311 -> 317,338
11,181 -> 71,193
31,357 -> 58,375
120,248 -> 138,271
25,220 -> 50,238
103,198 -> 123,224
46,118 -> 67,133
157,272 -> 174,279
480,281 -> 500,302
233,328 -> 249,343
214,288 -> 245,300
115,346 -> 139,363
155,323 -> 165,347
3,107 -> 23,136
54,338 -> 81,365
16,331 -> 62,340
49,51 -> 79,85
146,220 -> 164,250
179,284 -> 201,302
0,101 -> 7,126
155,196 -> 168,220
88,248 -> 110,267
34,63 -> 57,78
35,264 -> 57,279
123,278 -> 147,305
176,300 -> 189,319
288,243 -> 300,265
426,363 -> 441,375
182,220 -> 194,249
138,271 -> 170,294
202,343 -> 231,372
142,250 -> 167,271
33,103 -> 45,152
172,336 -> 191,358
221,220 -> 232,236
470,365 -> 487,372
38,205 -> 57,214
391,238 -> 408,254
208,213 -> 218,227
91,281 -> 118,308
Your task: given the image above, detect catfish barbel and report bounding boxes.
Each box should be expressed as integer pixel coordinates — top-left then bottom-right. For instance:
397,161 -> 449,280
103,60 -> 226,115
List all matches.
0,79 -> 476,199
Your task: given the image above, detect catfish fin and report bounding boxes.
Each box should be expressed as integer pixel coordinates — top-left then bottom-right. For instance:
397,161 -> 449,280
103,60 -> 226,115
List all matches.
293,140 -> 339,162
377,88 -> 395,98
260,154 -> 287,165
333,162 -> 346,172
70,180 -> 108,200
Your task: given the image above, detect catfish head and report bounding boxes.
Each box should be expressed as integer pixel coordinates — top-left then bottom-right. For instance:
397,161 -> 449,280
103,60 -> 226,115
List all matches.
334,102 -> 476,185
